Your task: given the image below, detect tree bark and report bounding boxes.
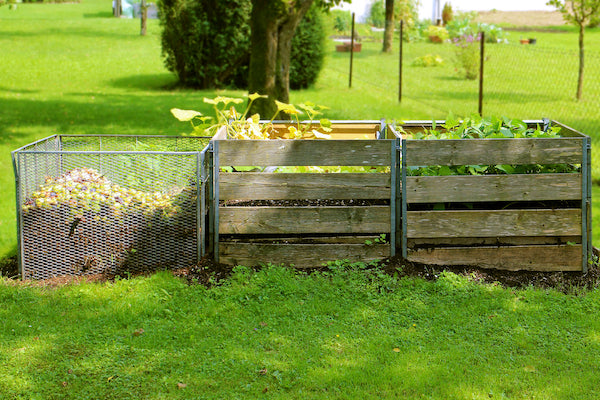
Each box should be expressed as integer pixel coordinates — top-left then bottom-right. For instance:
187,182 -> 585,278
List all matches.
382,0 -> 394,53
248,0 -> 314,118
577,22 -> 584,100
140,0 -> 147,36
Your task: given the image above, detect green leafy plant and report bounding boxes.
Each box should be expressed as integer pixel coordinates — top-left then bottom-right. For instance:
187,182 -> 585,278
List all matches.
400,114 -> 581,176
426,25 -> 449,43
412,54 -> 444,67
171,94 -> 332,140
452,33 -> 481,80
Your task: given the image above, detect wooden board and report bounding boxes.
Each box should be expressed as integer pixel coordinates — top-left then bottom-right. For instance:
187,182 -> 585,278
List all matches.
406,174 -> 582,203
407,209 -> 581,238
271,123 -> 380,140
219,206 -> 390,234
404,138 -> 583,166
408,236 -> 580,247
219,242 -> 390,268
407,245 -> 583,271
220,172 -> 391,201
216,140 -> 392,166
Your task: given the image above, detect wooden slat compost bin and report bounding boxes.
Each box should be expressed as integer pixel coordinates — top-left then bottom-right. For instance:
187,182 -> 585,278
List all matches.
398,121 -> 592,272
210,121 -> 399,268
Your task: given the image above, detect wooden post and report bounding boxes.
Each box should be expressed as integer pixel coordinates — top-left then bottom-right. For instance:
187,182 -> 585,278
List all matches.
349,12 -> 355,89
398,20 -> 403,103
478,31 -> 485,116
140,0 -> 147,36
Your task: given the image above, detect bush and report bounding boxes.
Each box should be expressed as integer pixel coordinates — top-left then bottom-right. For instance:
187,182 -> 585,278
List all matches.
158,0 -> 324,90
426,25 -> 449,42
453,34 -> 480,80
442,2 -> 453,25
290,6 -> 326,90
157,0 -> 251,88
412,54 -> 444,67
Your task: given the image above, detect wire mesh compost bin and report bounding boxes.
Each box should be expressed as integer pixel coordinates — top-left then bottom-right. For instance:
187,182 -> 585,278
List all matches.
12,135 -> 211,279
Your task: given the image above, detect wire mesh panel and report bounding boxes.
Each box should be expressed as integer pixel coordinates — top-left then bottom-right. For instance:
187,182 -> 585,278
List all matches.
14,135 -> 210,279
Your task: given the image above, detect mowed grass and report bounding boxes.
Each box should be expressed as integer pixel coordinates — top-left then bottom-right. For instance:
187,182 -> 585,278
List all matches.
2,266 -> 600,399
1,0 -> 600,257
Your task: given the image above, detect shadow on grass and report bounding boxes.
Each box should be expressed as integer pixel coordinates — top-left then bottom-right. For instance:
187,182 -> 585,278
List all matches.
0,90 -> 222,139
110,73 -> 179,91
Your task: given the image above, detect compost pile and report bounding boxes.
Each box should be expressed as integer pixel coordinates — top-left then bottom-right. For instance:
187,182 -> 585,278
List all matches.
21,168 -> 198,279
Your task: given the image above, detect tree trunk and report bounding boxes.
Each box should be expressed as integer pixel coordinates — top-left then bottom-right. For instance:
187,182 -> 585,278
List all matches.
577,22 -> 584,100
140,0 -> 147,36
248,0 -> 280,118
382,0 -> 394,53
248,0 -> 314,119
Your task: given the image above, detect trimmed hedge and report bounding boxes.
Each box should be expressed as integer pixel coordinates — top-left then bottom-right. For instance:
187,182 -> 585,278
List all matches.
157,0 -> 251,88
290,5 -> 326,90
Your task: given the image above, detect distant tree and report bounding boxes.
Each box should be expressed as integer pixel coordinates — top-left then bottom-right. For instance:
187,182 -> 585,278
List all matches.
383,0 -> 394,53
248,0 -> 347,118
547,0 -> 600,100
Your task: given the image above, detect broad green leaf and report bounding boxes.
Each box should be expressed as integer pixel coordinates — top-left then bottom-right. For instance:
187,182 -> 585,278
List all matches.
170,108 -> 202,122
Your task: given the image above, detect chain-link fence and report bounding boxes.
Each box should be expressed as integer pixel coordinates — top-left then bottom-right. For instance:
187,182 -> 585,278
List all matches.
12,135 -> 211,279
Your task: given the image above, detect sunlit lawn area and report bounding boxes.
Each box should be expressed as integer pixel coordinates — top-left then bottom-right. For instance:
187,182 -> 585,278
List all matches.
2,266 -> 600,399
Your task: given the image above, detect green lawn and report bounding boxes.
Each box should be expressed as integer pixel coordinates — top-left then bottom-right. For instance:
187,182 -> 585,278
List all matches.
2,266 -> 600,399
1,1 -> 599,257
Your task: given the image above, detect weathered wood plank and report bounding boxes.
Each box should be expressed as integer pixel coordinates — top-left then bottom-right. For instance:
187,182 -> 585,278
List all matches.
407,209 -> 581,238
408,236 -> 580,247
217,140 -> 391,166
405,138 -> 583,166
219,206 -> 391,234
406,174 -> 582,203
407,245 -> 583,271
222,235 -> 390,245
220,172 -> 391,200
219,242 -> 390,268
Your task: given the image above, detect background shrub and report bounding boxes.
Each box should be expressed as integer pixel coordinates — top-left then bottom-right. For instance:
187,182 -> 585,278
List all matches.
290,5 -> 326,90
158,0 -> 324,90
157,0 -> 251,88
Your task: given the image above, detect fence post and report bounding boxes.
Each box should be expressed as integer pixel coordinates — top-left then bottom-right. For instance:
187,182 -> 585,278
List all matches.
398,20 -> 403,103
349,12 -> 355,89
478,31 -> 485,115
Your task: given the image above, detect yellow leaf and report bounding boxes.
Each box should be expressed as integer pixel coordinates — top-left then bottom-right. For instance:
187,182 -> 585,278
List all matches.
170,108 -> 202,122
248,92 -> 268,101
393,348 -> 401,352
312,129 -> 331,140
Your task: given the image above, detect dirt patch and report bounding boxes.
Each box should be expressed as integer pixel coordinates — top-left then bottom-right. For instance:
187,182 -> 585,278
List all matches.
475,10 -> 565,28
3,251 -> 599,294
385,248 -> 600,294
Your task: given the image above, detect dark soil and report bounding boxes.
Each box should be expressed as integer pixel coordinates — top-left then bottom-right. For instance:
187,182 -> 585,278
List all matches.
4,251 -> 600,294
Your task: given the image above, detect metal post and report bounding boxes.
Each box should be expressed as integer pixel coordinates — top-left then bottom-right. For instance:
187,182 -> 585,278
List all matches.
349,12 -> 355,89
390,141 -> 397,257
582,137 -> 592,272
478,31 -> 485,116
398,20 -> 404,103
212,140 -> 220,262
196,152 -> 204,262
11,151 -> 23,278
401,139 -> 407,259
207,143 -> 214,255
